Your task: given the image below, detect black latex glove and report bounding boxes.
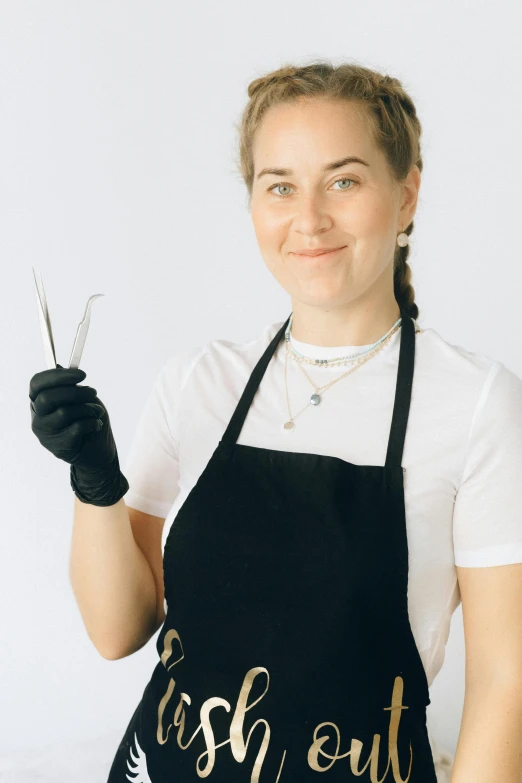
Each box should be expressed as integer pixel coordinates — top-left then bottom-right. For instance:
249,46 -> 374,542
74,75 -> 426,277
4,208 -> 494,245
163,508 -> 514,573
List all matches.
29,364 -> 129,506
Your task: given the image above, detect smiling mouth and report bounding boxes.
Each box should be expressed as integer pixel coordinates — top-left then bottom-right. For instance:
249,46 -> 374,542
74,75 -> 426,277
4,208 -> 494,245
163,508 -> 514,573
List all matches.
292,247 -> 346,259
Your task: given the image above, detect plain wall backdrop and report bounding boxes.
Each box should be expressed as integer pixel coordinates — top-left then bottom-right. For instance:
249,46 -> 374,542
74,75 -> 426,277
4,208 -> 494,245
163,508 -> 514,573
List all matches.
1,0 -> 521,777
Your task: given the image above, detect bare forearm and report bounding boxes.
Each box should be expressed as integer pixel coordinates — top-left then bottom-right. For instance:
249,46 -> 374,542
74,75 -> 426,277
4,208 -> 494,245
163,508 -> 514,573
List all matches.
451,681 -> 522,782
69,496 -> 158,659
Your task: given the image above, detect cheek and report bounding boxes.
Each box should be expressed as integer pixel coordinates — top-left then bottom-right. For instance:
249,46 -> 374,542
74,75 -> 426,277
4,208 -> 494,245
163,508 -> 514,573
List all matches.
256,209 -> 286,234
355,196 -> 395,236
253,216 -> 288,258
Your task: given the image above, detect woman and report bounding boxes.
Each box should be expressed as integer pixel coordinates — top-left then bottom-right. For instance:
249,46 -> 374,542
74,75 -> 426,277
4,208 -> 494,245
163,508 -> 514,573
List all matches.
30,62 -> 522,782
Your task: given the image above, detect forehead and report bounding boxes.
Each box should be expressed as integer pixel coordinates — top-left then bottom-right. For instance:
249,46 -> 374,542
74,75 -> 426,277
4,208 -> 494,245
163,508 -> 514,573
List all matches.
253,98 -> 377,166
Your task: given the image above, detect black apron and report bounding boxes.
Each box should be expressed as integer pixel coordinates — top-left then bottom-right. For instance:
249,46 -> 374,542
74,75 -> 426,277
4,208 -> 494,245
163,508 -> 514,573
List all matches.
108,309 -> 437,782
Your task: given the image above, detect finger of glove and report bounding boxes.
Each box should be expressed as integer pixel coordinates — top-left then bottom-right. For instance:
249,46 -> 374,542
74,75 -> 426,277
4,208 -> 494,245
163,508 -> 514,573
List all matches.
29,366 -> 87,402
31,384 -> 98,416
39,416 -> 105,463
32,401 -> 105,434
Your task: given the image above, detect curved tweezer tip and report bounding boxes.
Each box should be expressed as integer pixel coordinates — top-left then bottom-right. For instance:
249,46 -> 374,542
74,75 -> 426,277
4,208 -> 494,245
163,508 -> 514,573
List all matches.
68,294 -> 105,369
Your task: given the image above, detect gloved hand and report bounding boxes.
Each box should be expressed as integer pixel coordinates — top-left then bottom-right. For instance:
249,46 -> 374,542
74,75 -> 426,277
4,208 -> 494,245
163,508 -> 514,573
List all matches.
30,364 -> 129,506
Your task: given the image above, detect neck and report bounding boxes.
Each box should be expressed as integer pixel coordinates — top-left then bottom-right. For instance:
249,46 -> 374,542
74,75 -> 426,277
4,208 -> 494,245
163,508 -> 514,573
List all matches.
289,299 -> 402,347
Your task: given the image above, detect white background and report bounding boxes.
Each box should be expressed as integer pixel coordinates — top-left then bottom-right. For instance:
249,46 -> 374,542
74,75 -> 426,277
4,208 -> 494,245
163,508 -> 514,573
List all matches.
1,0 -> 521,779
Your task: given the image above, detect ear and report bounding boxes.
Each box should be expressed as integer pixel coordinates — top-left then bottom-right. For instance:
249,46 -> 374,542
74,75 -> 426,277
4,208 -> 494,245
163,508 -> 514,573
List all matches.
399,165 -> 421,228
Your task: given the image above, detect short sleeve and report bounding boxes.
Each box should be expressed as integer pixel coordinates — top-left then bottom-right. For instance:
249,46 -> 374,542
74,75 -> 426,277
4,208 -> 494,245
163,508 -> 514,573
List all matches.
122,347 -> 204,518
453,361 -> 522,567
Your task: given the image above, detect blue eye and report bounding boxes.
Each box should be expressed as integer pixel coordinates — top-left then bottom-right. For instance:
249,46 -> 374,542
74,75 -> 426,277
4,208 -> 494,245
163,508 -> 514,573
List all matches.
268,177 -> 357,197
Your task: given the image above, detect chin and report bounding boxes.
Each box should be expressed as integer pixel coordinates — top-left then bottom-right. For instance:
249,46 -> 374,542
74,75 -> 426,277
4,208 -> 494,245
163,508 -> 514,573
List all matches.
291,287 -> 356,309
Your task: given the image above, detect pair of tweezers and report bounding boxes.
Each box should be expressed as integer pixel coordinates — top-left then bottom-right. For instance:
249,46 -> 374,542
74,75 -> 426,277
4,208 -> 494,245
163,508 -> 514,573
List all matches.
32,267 -> 104,369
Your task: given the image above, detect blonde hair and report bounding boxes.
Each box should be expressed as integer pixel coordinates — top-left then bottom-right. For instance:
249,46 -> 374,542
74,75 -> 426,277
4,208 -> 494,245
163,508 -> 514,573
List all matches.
233,60 -> 423,320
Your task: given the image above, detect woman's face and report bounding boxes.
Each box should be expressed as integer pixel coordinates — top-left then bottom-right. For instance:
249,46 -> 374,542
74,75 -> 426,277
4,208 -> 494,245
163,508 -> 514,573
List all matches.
249,98 -> 420,310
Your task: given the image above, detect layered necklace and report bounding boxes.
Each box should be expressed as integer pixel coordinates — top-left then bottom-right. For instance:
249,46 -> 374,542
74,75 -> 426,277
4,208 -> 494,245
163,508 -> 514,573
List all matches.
281,314 -> 404,433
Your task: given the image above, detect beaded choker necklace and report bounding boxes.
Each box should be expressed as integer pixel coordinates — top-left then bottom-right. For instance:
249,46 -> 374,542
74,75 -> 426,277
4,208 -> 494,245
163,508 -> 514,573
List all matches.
284,313 -> 404,368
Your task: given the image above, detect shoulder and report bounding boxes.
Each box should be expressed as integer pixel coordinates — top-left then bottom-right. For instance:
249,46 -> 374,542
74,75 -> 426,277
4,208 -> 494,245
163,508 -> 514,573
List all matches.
206,319 -> 285,357
414,322 -> 522,453
184,319 -> 286,378
413,322 -> 520,399
414,322 -> 497,374
161,344 -> 209,388
158,319 -> 286,396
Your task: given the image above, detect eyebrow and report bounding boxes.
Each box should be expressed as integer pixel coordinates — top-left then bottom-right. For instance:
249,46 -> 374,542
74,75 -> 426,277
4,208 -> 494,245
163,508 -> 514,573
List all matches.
256,155 -> 370,180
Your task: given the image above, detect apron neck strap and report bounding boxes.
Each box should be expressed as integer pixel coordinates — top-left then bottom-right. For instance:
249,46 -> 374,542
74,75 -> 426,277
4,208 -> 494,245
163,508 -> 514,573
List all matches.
385,309 -> 415,468
220,314 -> 291,449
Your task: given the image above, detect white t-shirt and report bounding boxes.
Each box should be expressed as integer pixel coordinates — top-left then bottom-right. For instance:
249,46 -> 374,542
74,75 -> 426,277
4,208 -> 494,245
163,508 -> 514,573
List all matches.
122,317 -> 522,691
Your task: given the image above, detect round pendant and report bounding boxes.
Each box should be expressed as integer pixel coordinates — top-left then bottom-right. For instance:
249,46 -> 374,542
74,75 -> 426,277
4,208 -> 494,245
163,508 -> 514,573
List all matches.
282,420 -> 295,434
310,393 -> 321,406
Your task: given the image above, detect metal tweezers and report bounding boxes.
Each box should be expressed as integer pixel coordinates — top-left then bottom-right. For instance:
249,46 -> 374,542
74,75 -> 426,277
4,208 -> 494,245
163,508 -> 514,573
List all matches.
32,266 -> 104,369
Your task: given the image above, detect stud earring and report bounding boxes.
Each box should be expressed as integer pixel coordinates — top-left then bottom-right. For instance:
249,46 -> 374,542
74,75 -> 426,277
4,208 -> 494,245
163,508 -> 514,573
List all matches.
397,232 -> 409,247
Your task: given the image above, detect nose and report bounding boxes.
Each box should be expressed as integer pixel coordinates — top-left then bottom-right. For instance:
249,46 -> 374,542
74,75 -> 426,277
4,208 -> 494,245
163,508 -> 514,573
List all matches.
290,196 -> 334,234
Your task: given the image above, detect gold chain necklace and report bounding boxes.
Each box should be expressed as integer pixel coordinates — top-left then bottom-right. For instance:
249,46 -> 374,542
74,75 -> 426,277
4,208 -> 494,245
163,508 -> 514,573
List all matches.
282,321 -> 402,433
